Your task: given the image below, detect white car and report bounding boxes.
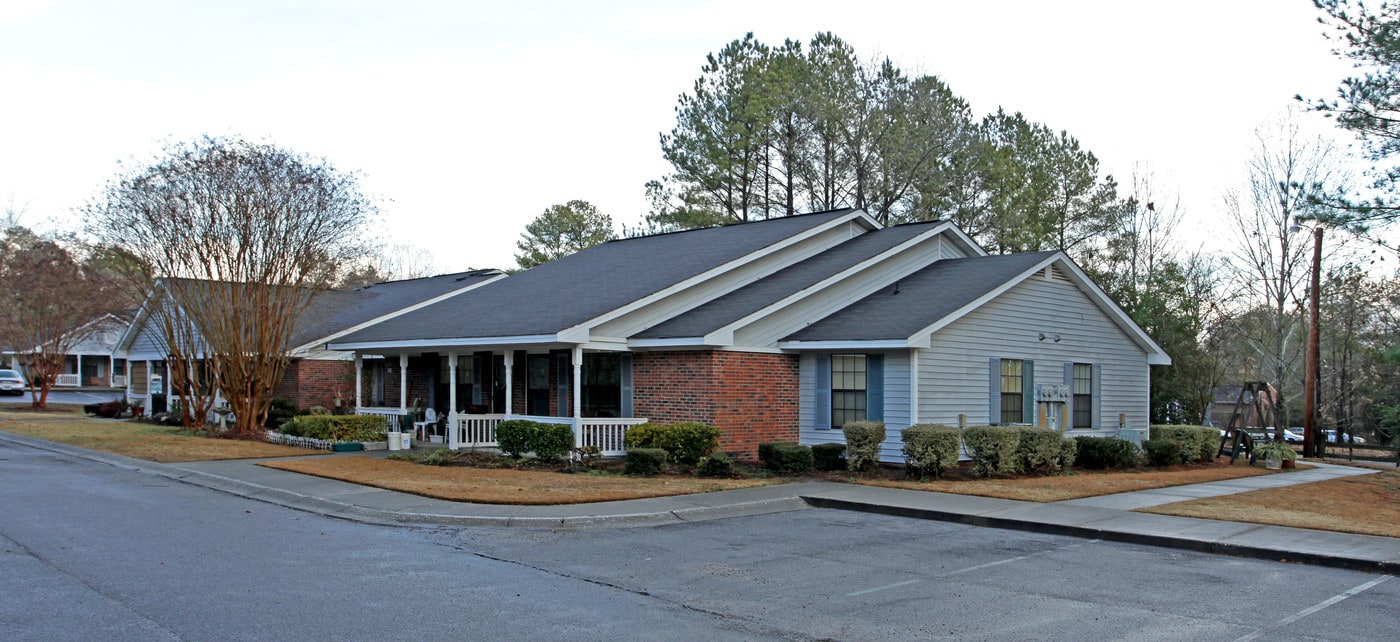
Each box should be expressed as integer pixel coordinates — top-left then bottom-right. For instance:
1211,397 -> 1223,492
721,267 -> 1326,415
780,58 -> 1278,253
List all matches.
0,369 -> 26,395
1323,430 -> 1367,445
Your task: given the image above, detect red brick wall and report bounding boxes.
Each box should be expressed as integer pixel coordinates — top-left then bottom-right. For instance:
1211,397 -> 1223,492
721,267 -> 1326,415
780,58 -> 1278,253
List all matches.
633,350 -> 799,459
274,359 -> 355,411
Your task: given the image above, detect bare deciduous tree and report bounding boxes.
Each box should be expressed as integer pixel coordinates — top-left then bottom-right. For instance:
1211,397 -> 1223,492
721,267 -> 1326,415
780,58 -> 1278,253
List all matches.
0,227 -> 123,408
87,137 -> 374,434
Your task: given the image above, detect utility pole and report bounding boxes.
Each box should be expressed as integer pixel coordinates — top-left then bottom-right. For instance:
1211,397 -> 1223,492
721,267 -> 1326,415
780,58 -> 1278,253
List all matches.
1303,225 -> 1322,459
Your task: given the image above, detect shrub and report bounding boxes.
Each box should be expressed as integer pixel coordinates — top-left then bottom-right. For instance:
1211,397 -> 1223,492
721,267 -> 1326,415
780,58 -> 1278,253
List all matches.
495,420 -> 537,458
761,443 -> 813,474
266,397 -> 297,430
624,448 -> 667,475
757,442 -> 797,464
624,422 -> 721,465
1074,436 -> 1139,469
1150,425 -> 1218,463
307,405 -> 330,416
811,443 -> 847,472
962,425 -> 1020,477
901,424 -> 961,478
1016,426 -> 1076,474
83,403 -> 103,416
697,452 -> 735,477
531,422 -> 575,462
842,420 -> 886,472
278,415 -> 386,442
1142,438 -> 1188,467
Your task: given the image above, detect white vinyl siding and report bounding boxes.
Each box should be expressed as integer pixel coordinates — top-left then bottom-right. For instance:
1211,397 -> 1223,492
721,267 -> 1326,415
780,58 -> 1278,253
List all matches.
799,350 -> 910,462
916,274 -> 1150,432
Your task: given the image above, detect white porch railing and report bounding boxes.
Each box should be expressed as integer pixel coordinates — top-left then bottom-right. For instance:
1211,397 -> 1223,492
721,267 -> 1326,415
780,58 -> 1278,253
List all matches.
356,407 -> 411,432
451,413 -> 506,448
55,374 -> 80,387
448,414 -> 647,457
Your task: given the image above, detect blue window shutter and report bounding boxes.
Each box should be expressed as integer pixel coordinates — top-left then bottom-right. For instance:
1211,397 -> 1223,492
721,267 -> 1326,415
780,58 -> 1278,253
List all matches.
866,354 -> 884,422
814,355 -> 831,429
1092,364 -> 1102,429
1023,360 -> 1035,425
620,353 -> 633,418
988,358 -> 1001,424
1063,362 -> 1073,387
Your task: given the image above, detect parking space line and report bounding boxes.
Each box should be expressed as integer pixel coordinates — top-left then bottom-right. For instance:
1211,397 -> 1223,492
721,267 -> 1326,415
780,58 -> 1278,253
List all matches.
944,539 -> 1102,576
846,579 -> 923,597
1232,575 -> 1392,642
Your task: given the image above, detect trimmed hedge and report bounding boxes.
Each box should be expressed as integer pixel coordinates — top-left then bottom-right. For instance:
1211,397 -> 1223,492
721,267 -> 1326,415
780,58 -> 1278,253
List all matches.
1015,426 -> 1076,473
531,422 -> 575,462
266,397 -> 297,430
697,452 -> 735,477
843,420 -> 886,472
757,441 -> 798,464
1149,425 -> 1218,463
278,414 -> 386,442
760,443 -> 813,474
624,422 -> 721,465
901,424 -> 962,478
962,425 -> 1020,477
811,443 -> 847,472
1142,438 -> 1186,467
495,419 -> 537,458
1074,436 -> 1139,469
625,448 -> 667,475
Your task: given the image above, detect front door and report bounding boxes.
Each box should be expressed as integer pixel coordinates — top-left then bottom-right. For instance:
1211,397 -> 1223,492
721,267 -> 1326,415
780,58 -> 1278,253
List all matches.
527,354 -> 550,415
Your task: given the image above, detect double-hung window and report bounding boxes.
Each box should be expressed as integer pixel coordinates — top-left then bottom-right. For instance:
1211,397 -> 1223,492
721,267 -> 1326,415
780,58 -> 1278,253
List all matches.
1073,363 -> 1093,429
1000,359 -> 1024,424
831,354 -> 868,429
815,353 -> 884,429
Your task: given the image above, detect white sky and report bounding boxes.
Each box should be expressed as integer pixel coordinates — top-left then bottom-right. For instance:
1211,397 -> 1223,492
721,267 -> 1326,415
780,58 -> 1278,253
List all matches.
0,0 -> 1367,273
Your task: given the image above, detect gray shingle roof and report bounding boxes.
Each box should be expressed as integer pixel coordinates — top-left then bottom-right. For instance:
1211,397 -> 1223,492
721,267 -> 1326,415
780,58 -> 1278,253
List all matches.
781,251 -> 1056,342
634,221 -> 941,339
335,209 -> 858,344
290,270 -> 502,347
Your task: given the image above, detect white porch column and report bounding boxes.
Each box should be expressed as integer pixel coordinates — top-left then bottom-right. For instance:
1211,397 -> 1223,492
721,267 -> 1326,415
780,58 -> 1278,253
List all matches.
447,352 -> 459,449
109,355 -> 115,387
398,353 -> 408,411
503,351 -> 514,417
354,354 -> 363,410
76,354 -> 82,384
572,346 -> 583,450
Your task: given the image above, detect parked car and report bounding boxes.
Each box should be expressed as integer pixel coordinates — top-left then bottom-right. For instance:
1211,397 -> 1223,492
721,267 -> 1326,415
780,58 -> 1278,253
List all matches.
0,369 -> 27,395
1282,429 -> 1304,444
1322,429 -> 1367,445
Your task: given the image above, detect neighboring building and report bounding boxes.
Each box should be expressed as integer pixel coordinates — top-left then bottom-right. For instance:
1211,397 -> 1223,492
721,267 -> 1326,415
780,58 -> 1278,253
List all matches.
116,270 -> 505,411
3,312 -> 133,388
329,209 -> 1170,459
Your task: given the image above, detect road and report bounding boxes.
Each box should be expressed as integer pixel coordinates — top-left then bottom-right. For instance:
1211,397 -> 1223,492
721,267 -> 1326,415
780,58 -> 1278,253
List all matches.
1,389 -> 124,406
1,438 -> 1396,641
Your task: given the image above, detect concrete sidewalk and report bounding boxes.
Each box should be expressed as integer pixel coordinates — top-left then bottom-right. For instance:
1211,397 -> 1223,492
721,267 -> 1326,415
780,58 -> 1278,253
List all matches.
4,431 -> 1397,574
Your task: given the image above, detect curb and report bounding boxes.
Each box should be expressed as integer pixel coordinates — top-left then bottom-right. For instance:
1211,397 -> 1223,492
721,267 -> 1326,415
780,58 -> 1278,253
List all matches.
801,496 -> 1400,575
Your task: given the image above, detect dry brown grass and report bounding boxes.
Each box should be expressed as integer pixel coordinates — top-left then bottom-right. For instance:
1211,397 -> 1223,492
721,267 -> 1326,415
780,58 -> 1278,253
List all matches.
856,459 -> 1288,502
1139,468 -> 1400,538
0,411 -> 322,462
259,456 -> 780,505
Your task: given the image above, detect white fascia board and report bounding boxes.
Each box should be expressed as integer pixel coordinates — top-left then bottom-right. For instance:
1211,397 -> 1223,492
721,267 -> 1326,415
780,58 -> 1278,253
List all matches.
556,210 -> 879,342
326,334 -> 559,352
775,340 -> 910,351
904,254 -> 1062,348
1048,255 -> 1173,365
115,289 -> 160,352
627,337 -> 710,349
702,221 -> 957,348
941,223 -> 989,257
298,272 -> 507,355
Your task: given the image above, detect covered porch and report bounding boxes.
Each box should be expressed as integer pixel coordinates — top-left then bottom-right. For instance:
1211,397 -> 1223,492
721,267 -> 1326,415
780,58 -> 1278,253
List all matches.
352,345 -> 647,456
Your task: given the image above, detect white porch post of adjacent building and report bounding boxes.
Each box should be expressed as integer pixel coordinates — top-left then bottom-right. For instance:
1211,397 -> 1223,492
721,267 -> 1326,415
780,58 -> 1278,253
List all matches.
572,346 -> 583,450
503,351 -> 513,417
447,352 -> 459,449
354,354 -> 363,409
398,353 -> 408,411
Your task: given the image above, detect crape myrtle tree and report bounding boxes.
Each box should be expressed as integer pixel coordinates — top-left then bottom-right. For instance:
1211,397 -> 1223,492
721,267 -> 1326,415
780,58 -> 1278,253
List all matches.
0,227 -> 123,408
86,137 -> 374,435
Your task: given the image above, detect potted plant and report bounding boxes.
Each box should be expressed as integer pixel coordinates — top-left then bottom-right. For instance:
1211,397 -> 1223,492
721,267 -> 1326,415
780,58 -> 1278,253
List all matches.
1254,441 -> 1297,470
